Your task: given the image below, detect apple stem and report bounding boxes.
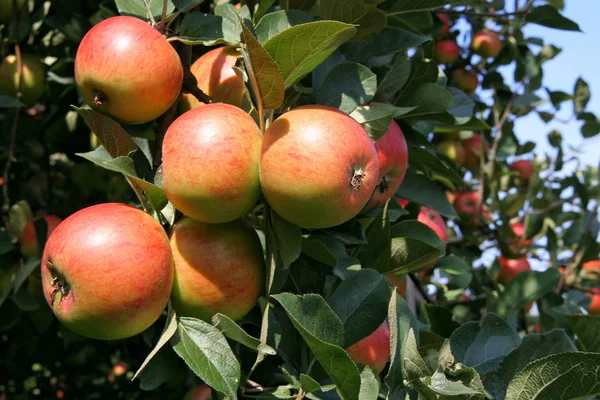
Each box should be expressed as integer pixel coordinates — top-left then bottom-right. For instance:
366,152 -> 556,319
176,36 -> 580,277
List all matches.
93,90 -> 106,106
47,258 -> 69,306
378,176 -> 390,193
351,168 -> 365,191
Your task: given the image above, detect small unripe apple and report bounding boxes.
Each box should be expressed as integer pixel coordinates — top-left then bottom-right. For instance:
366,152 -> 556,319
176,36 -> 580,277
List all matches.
0,0 -> 25,24
170,217 -> 264,322
451,68 -> 478,95
437,140 -> 465,167
434,13 -> 450,40
0,54 -> 46,105
497,256 -> 531,285
434,40 -> 460,64
41,203 -> 174,340
508,220 -> 533,249
510,159 -> 534,183
260,105 -> 379,229
346,322 -> 390,374
162,103 -> 261,224
471,31 -> 503,58
462,134 -> 489,172
75,16 -> 183,124
179,46 -> 244,112
20,215 -> 63,258
184,384 -> 213,400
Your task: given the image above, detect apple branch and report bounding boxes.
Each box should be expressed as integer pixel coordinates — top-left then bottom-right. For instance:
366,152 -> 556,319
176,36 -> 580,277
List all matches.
180,45 -> 213,105
159,0 -> 168,33
408,273 -> 434,304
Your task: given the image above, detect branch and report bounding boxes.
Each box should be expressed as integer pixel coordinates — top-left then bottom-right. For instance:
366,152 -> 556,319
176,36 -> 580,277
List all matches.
436,6 -> 531,19
181,45 -> 213,105
408,273 -> 435,304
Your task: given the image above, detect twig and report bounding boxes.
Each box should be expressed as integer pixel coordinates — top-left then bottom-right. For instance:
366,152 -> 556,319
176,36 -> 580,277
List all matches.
295,388 -> 305,400
435,5 -> 532,18
408,273 -> 434,304
142,0 -> 157,27
159,0 -> 168,33
181,45 -> 213,105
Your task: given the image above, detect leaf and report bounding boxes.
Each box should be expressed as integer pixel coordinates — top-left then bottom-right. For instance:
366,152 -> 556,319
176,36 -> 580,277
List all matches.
356,205 -> 391,273
373,53 -> 411,103
403,83 -> 454,117
420,304 -> 459,338
114,0 -> 174,19
436,256 -> 472,289
255,10 -> 316,43
270,209 -> 302,266
505,352 -> 600,400
316,62 -> 377,114
300,374 -> 322,393
396,169 -> 457,218
212,313 -> 276,354
137,346 -> 180,391
309,0 -> 386,42
171,317 -> 241,399
403,328 -> 431,384
350,104 -> 416,142
0,95 -> 24,107
241,23 -> 286,110
573,77 -> 590,114
73,107 -> 137,158
446,87 -> 475,125
172,0 -> 202,12
359,367 -> 379,400
253,0 -> 278,24
494,269 -> 562,317
566,314 -> 600,352
525,5 -> 581,31
492,330 -> 577,400
263,21 -> 356,89
327,269 -> 389,347
429,371 -> 482,397
388,220 -> 446,274
383,0 -> 460,14
11,259 -> 40,296
341,28 -> 429,62
450,313 -> 521,376
8,200 -> 32,246
177,12 -> 241,46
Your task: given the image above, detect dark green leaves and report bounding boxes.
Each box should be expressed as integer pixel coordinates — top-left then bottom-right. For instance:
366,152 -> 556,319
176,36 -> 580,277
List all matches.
341,27 -> 428,62
494,269 -> 562,317
269,209 -> 302,267
525,5 -> 581,31
396,169 -> 457,218
566,314 -> 600,352
350,103 -> 415,141
389,220 -> 446,274
316,62 -> 377,114
177,12 -> 241,46
115,0 -> 173,20
309,0 -> 386,42
255,10 -> 315,43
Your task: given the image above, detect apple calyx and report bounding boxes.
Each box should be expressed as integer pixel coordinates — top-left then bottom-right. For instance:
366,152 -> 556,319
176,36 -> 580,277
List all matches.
378,176 -> 390,193
351,168 -> 365,191
93,90 -> 106,106
47,258 -> 70,306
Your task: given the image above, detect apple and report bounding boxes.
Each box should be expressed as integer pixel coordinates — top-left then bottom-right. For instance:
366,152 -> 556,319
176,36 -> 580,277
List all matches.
497,256 -> 531,285
434,40 -> 460,64
451,68 -> 478,95
510,159 -> 534,183
434,13 -> 450,40
0,0 -> 25,24
387,273 -> 406,297
74,16 -> 183,124
418,207 -> 448,243
162,103 -> 261,224
453,191 -> 490,223
179,46 -> 244,112
462,134 -> 489,172
41,203 -> 174,340
346,321 -> 390,374
583,260 -> 600,272
260,105 -> 379,229
364,120 -> 408,211
112,363 -> 127,377
508,220 -> 533,249
170,217 -> 264,322
437,140 -> 465,167
20,215 -> 63,258
0,53 -> 46,105
587,289 -> 600,315
184,384 -> 213,400
471,31 -> 503,58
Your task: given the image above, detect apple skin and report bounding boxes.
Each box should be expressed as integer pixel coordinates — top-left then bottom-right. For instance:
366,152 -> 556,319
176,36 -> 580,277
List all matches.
437,140 -> 465,167
471,31 -> 503,58
20,215 -> 63,258
434,13 -> 450,40
453,191 -> 490,223
0,54 -> 46,105
184,384 -> 213,400
583,260 -> 600,272
462,134 -> 489,172
162,103 -> 261,224
364,120 -> 408,211
451,68 -> 478,95
74,16 -> 183,124
0,0 -> 25,24
179,47 -> 244,112
418,207 -> 448,243
387,273 -> 406,297
588,289 -> 600,315
508,220 -> 533,249
497,256 -> 531,285
510,159 -> 534,183
260,105 -> 379,229
346,322 -> 390,374
169,217 -> 264,322
434,40 -> 460,64
41,203 -> 174,340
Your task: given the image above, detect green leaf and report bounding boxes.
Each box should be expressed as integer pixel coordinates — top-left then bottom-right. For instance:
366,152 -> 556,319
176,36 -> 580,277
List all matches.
212,313 -> 276,354
114,0 -> 173,19
573,77 -> 590,114
350,103 -> 416,142
359,367 -> 379,400
492,330 -> 576,400
309,0 -> 386,42
505,352 -> 600,400
373,53 -> 411,103
383,0 -> 460,14
137,346 -> 179,391
8,200 -> 32,246
436,256 -> 472,289
446,87 -> 475,125
171,317 -> 241,399
356,205 -> 391,273
177,12 -> 241,46
494,269 -> 562,317
254,0 -> 278,24
270,209 -> 302,266
172,0 -> 202,12
420,304 -> 459,338
317,62 -> 377,114
407,146 -> 463,185
403,328 -> 432,385
300,374 -> 322,393
388,220 -> 445,274
450,313 -> 521,375
0,95 -> 24,107
11,258 -> 40,297
327,269 -> 389,347
403,83 -> 454,117
255,9 -> 315,43
341,27 -> 429,62
396,169 -> 457,218
73,107 -> 137,158
566,314 -> 600,352
0,230 -> 13,255
264,21 -> 356,89
525,5 -> 581,31
581,118 -> 600,138
429,370 -> 482,397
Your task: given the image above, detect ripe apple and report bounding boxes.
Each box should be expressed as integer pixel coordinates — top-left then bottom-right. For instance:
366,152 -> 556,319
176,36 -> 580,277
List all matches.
418,207 -> 448,243
20,215 -> 62,258
170,217 -> 264,322
510,159 -> 534,183
74,16 -> 183,124
179,46 -> 244,112
162,103 -> 261,224
387,273 -> 406,297
583,260 -> 600,272
587,289 -> 600,315
453,191 -> 490,223
184,384 -> 213,400
41,203 -> 174,340
471,31 -> 503,58
260,105 -> 379,229
346,322 -> 390,374
0,0 -> 25,24
364,120 -> 408,211
451,68 -> 478,95
437,140 -> 465,167
497,256 -> 531,285
434,40 -> 460,64
462,134 -> 489,172
434,13 -> 450,40
508,220 -> 533,249
0,54 -> 46,105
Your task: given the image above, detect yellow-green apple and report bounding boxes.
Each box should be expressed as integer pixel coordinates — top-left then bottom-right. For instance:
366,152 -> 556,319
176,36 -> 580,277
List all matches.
162,103 -> 261,224
20,215 -> 62,258
346,322 -> 390,374
184,384 -> 213,400
0,0 -> 25,24
437,140 -> 465,167
462,134 -> 489,172
169,217 -> 264,322
260,105 -> 379,228
364,120 -> 408,211
41,203 -> 174,340
0,54 -> 46,105
471,31 -> 503,58
434,13 -> 450,40
179,46 -> 244,112
74,16 -> 183,124
453,191 -> 490,223
497,256 -> 530,285
508,220 -> 532,250
434,40 -> 460,64
451,68 -> 478,95
587,289 -> 600,315
510,159 -> 533,183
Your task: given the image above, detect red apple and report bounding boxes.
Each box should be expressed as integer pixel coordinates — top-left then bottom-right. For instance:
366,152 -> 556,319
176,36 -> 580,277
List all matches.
20,215 -> 62,258
462,134 -> 489,172
364,120 -> 408,211
0,53 -> 46,105
587,289 -> 600,315
583,260 -> 600,272
434,40 -> 460,64
387,273 -> 406,297
346,322 -> 390,374
418,207 -> 448,243
453,191 -> 490,223
179,46 -> 245,112
437,140 -> 465,167
112,363 -> 127,377
497,256 -> 531,285
451,68 -> 478,95
75,16 -> 183,124
41,203 -> 174,340
434,13 -> 450,40
510,159 -> 534,183
170,217 -> 264,322
471,31 -> 503,58
162,103 -> 261,224
508,220 -> 533,249
184,384 -> 213,400
260,105 -> 379,228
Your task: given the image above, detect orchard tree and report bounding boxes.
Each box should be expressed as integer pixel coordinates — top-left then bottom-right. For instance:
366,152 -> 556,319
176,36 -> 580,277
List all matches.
1,0 -> 600,399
